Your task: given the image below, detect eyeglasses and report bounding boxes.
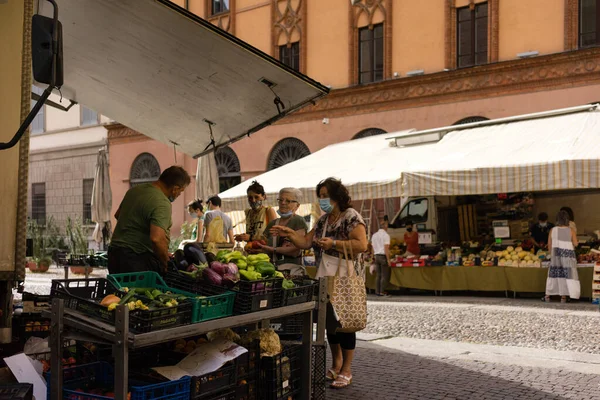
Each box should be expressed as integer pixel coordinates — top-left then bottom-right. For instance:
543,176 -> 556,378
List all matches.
277,198 -> 298,205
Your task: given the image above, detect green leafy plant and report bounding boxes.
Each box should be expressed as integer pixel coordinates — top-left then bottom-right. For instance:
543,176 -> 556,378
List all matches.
26,219 -> 53,269
66,216 -> 89,255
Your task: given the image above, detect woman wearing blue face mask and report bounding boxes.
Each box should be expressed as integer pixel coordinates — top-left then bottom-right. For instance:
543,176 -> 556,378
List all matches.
260,187 -> 308,276
270,177 -> 368,390
234,181 -> 277,244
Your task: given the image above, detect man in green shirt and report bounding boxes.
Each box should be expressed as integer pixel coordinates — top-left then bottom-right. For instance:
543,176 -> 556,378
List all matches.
108,166 -> 191,274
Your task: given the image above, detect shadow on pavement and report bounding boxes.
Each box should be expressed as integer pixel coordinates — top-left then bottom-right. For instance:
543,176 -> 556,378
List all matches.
325,341 -> 577,400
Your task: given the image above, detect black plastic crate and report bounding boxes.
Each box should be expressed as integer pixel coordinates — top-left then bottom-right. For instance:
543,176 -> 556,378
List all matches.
269,314 -> 304,337
0,384 -> 33,400
191,364 -> 237,399
197,390 -> 236,400
236,340 -> 260,380
165,270 -> 205,294
281,279 -> 316,306
234,379 -> 256,400
259,343 -> 302,400
12,313 -> 51,343
200,278 -> 283,315
51,278 -> 192,333
312,344 -> 327,400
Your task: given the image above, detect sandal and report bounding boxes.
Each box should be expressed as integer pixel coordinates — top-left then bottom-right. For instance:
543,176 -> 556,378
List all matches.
541,296 -> 550,302
326,369 -> 339,381
330,374 -> 352,389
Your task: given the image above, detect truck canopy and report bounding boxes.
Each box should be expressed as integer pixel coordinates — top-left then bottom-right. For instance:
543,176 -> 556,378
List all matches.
37,0 -> 328,157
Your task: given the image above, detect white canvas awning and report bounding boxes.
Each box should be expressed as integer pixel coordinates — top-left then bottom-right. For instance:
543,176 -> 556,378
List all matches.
220,104 -> 600,211
37,0 -> 328,158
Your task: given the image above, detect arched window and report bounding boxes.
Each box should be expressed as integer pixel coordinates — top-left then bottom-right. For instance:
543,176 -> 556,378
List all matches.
130,153 -> 160,187
453,116 -> 489,125
352,127 -> 387,140
215,147 -> 241,192
267,138 -> 311,171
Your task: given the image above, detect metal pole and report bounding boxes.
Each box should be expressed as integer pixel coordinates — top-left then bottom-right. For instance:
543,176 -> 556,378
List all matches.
300,310 -> 313,400
114,305 -> 129,400
50,298 -> 64,400
316,278 -> 327,345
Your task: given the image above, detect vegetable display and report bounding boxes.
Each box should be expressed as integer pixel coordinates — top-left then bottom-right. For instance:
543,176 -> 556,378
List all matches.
99,287 -> 193,312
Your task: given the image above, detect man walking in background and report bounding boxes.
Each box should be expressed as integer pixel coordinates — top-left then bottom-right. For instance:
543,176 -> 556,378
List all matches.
109,166 -> 191,274
371,217 -> 391,297
203,195 -> 235,243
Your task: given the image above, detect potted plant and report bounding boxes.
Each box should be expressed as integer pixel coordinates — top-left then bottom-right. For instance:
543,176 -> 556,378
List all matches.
26,219 -> 52,273
66,216 -> 92,275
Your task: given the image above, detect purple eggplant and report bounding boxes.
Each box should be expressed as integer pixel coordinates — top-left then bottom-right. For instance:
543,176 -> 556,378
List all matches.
203,267 -> 223,286
226,263 -> 239,275
210,261 -> 228,276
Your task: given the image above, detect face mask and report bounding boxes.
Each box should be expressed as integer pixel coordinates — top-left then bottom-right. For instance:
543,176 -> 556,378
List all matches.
319,198 -> 333,214
407,228 -> 413,232
539,222 -> 547,227
249,200 -> 263,210
189,212 -> 198,219
277,209 -> 293,218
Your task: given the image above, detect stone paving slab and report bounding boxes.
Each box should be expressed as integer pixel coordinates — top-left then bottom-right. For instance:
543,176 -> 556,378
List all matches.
325,342 -> 600,400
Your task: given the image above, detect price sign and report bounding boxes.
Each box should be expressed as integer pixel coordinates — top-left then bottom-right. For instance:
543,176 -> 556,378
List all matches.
418,232 -> 432,244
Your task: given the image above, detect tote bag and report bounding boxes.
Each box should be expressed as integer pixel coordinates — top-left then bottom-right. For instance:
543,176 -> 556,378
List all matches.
329,242 -> 367,333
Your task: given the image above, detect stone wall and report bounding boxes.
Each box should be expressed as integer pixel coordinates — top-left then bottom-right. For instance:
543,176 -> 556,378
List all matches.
28,144 -> 103,239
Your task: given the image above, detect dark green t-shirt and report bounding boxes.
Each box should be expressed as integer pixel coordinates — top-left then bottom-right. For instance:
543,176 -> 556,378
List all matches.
264,215 -> 308,266
111,183 -> 172,254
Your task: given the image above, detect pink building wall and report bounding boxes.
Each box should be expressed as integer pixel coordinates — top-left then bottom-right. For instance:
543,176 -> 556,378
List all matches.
109,83 -> 600,238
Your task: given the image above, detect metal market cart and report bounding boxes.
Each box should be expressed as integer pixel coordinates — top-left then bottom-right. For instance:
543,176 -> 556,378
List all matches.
45,279 -> 328,400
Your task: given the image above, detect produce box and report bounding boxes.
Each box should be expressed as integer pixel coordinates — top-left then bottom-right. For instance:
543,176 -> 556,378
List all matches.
191,364 -> 237,400
163,270 -> 236,322
280,279 -> 316,307
201,278 -> 283,315
235,379 -> 256,400
46,362 -> 190,400
12,313 -> 50,344
259,343 -> 302,400
0,384 -> 33,400
196,390 -> 235,400
269,314 -> 303,337
236,340 -> 260,380
51,278 -> 192,333
109,272 -> 235,324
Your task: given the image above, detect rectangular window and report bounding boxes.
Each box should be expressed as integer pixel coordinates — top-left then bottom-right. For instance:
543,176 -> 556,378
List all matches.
31,183 -> 46,225
83,179 -> 94,224
31,86 -> 45,135
279,42 -> 300,71
457,3 -> 488,68
580,0 -> 600,47
211,0 -> 229,15
81,106 -> 98,126
358,24 -> 384,84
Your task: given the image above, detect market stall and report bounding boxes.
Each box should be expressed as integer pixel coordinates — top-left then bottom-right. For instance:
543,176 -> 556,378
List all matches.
231,105 -> 600,298
307,265 -> 594,298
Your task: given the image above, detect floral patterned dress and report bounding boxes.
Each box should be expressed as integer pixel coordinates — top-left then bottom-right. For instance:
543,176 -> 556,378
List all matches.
313,208 -> 365,277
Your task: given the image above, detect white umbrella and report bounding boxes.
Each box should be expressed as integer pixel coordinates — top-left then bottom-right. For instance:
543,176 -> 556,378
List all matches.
91,149 -> 112,247
195,153 -> 219,200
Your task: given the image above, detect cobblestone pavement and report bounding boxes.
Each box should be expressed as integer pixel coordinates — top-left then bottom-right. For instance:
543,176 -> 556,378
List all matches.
325,342 -> 600,400
363,297 -> 600,354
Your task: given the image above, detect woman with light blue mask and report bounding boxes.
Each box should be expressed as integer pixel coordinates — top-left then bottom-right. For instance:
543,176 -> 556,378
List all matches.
270,177 -> 368,390
260,187 -> 308,276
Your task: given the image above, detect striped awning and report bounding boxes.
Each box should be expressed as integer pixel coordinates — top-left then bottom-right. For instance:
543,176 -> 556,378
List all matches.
221,105 -> 600,212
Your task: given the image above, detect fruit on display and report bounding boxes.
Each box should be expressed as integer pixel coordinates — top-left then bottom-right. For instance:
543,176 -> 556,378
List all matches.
498,247 -> 541,267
